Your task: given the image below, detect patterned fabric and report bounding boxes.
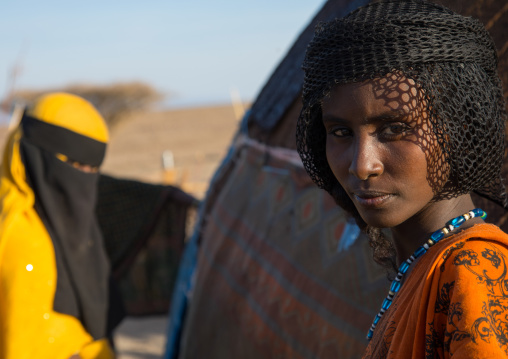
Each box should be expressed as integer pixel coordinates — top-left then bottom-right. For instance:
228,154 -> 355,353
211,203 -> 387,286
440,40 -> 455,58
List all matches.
364,223 -> 508,358
176,140 -> 388,359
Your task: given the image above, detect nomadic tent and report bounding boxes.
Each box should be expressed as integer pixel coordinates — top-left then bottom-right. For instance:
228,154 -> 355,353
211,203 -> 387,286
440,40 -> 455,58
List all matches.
164,0 -> 508,358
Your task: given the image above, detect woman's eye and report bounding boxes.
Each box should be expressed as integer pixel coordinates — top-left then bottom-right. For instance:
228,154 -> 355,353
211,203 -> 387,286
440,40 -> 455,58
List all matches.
330,128 -> 352,137
382,123 -> 410,136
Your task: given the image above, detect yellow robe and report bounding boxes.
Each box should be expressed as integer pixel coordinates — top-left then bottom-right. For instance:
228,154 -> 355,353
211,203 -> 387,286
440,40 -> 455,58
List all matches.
0,128 -> 113,358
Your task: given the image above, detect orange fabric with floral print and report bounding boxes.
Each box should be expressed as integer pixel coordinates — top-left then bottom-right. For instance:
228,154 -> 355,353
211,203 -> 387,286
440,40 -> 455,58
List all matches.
363,223 -> 508,358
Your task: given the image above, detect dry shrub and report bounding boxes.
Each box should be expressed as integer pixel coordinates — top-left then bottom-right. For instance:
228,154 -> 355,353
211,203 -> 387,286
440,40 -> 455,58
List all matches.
12,82 -> 164,128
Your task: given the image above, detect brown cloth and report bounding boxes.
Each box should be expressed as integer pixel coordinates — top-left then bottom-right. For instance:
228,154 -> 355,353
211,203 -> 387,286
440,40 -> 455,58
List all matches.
95,174 -> 197,315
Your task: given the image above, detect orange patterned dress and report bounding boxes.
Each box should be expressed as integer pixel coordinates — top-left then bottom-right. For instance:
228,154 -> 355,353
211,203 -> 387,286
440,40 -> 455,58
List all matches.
363,223 -> 508,358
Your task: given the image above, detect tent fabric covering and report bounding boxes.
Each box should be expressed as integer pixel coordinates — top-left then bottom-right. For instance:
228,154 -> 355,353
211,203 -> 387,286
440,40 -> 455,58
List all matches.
175,138 -> 389,358
95,174 -> 198,315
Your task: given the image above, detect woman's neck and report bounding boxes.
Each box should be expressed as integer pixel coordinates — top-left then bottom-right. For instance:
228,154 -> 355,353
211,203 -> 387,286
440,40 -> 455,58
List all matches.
390,194 -> 483,264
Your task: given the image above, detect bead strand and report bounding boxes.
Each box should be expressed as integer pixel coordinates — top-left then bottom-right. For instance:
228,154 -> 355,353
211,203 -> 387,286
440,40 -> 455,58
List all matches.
366,208 -> 486,340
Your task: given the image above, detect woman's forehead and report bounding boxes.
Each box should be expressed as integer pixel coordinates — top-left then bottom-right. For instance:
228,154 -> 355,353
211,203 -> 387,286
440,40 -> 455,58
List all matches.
324,74 -> 424,117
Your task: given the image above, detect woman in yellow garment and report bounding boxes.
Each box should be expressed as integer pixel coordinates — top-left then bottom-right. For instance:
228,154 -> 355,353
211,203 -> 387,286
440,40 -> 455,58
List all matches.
0,93 -> 116,358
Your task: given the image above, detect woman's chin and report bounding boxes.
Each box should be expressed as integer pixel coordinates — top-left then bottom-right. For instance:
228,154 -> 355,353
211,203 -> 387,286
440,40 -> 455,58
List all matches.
357,209 -> 402,229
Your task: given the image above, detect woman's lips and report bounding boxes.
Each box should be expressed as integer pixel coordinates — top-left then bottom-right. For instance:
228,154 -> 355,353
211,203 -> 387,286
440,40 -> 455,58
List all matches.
353,192 -> 394,207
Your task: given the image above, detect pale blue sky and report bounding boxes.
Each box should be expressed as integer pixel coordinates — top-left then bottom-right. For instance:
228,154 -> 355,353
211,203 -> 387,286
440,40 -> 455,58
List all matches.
1,1 -> 325,108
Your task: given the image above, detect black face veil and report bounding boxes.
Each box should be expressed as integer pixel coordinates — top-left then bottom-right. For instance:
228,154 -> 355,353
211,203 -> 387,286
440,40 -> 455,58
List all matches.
20,113 -> 110,340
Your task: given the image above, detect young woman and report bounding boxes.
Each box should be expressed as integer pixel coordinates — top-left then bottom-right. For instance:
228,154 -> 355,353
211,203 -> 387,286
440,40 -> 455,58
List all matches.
296,0 -> 508,357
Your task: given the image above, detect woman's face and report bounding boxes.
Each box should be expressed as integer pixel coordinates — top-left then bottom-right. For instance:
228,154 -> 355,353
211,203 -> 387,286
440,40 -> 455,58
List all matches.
322,75 -> 445,228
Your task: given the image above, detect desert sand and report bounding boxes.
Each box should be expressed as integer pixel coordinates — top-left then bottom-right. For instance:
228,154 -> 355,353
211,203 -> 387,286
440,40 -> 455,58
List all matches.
0,103 -> 242,358
101,104 -> 242,199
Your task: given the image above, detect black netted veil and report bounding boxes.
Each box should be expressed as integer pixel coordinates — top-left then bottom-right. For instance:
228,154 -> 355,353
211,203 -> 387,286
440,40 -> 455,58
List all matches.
296,0 -> 507,210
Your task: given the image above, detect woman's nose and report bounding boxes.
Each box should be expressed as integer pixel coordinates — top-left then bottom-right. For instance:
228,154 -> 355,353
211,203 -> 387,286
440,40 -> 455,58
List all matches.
348,135 -> 384,180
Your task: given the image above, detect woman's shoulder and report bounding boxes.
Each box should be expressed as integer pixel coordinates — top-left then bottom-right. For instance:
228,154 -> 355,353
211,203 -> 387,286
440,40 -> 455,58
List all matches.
438,223 -> 508,260
432,223 -> 508,283
424,224 -> 508,356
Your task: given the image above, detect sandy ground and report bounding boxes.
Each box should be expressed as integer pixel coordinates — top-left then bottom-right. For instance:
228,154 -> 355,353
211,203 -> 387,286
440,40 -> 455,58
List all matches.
0,103 -> 243,358
101,104 -> 242,199
113,316 -> 169,359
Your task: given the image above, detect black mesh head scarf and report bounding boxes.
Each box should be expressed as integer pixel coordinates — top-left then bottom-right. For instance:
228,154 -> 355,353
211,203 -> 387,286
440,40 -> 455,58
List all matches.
296,0 -> 507,267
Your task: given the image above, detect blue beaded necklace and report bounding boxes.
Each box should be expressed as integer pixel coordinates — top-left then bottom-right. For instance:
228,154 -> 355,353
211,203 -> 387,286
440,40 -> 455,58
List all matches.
366,208 -> 487,340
